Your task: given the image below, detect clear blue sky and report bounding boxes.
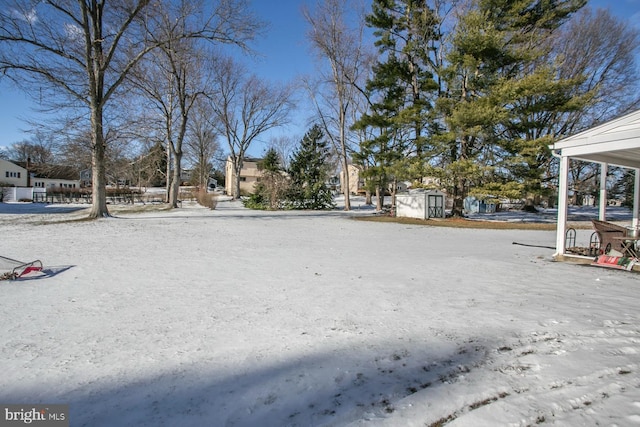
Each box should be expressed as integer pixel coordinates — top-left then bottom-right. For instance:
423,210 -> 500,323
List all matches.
0,0 -> 639,155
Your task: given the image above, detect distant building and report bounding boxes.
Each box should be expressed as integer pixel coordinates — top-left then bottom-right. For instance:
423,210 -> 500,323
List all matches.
0,159 -> 27,187
225,157 -> 263,196
340,164 -> 365,195
1,159 -> 81,202
180,169 -> 193,185
15,162 -> 80,190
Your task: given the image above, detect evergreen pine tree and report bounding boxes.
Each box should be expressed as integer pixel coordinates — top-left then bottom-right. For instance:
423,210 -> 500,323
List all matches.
354,0 -> 441,209
365,0 -> 440,158
440,0 -> 587,215
287,125 -> 335,210
245,148 -> 288,210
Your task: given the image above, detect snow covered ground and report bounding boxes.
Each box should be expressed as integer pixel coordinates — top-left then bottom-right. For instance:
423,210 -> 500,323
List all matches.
1,198 -> 640,426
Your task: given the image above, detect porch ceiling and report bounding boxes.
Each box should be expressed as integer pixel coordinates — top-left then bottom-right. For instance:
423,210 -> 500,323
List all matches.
550,110 -> 640,169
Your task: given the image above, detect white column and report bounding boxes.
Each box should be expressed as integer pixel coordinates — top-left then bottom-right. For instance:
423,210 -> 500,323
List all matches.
634,168 -> 640,229
555,155 -> 569,256
599,163 -> 608,220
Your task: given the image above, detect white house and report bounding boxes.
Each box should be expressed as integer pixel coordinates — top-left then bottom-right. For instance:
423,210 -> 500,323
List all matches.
21,163 -> 80,191
1,159 -> 81,202
0,158 -> 27,186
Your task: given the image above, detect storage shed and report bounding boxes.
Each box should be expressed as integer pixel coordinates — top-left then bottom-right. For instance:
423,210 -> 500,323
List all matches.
396,190 -> 446,219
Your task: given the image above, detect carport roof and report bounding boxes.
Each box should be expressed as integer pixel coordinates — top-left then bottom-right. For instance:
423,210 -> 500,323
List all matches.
550,109 -> 640,169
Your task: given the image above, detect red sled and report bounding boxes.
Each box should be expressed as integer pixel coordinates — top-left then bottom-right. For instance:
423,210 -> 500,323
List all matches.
0,256 -> 43,280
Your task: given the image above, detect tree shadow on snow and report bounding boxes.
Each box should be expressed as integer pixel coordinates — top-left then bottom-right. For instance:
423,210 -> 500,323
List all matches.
0,203 -> 87,215
10,337 -> 498,427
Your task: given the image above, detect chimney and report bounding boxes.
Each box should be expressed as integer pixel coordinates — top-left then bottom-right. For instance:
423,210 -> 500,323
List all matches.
26,157 -> 31,187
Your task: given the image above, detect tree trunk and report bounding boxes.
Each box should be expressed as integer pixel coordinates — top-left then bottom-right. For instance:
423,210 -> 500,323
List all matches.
165,141 -> 172,203
522,197 -> 538,213
391,177 -> 397,213
233,157 -> 244,199
341,158 -> 351,210
339,107 -> 351,211
376,186 -> 383,211
451,176 -> 465,217
365,189 -> 372,205
88,106 -> 110,218
168,151 -> 182,207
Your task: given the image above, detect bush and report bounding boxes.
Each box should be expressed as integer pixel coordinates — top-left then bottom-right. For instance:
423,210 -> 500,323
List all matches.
196,188 -> 217,210
242,192 -> 267,210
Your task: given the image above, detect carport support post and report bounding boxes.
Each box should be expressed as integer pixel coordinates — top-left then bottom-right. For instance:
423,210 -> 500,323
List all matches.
555,155 -> 569,256
599,163 -> 607,220
634,168 -> 640,228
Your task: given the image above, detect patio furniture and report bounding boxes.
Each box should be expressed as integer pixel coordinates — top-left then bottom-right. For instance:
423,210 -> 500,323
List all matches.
591,219 -> 628,255
612,236 -> 640,259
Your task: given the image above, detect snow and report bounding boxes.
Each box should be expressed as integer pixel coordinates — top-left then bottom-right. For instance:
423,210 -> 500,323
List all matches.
1,197 -> 640,426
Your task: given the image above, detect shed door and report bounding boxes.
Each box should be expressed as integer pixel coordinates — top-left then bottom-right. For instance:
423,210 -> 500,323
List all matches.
427,195 -> 444,218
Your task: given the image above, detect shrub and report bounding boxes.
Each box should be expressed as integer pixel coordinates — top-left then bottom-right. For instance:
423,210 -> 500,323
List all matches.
196,188 -> 217,209
242,192 -> 267,210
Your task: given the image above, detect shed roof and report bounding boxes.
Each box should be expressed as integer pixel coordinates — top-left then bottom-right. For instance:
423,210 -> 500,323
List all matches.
550,109 -> 640,169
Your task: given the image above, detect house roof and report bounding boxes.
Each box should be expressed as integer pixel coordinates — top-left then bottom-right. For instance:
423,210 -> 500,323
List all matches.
14,162 -> 79,181
549,109 -> 640,169
0,158 -> 26,171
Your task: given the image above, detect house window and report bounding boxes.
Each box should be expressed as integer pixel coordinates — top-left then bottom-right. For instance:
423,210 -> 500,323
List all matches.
4,172 -> 8,178
239,177 -> 247,182
17,172 -> 20,178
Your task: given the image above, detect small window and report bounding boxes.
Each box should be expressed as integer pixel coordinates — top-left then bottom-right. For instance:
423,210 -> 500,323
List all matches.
17,172 -> 20,178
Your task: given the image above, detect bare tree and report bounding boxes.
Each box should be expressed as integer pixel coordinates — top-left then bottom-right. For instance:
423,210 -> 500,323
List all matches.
185,97 -> 221,189
542,7 -> 640,209
266,135 -> 297,170
303,0 -> 371,210
128,34 -> 205,206
0,0 -> 261,218
5,132 -> 55,164
553,6 -> 640,129
208,56 -> 295,199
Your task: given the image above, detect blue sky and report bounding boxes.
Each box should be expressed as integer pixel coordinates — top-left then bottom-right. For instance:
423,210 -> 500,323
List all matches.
0,0 -> 639,156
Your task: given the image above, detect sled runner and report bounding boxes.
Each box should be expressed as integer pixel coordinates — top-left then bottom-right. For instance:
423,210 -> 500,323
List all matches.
0,256 -> 43,280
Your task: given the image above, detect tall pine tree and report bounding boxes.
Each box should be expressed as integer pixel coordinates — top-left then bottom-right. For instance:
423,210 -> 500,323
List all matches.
439,0 -> 587,215
365,0 -> 440,158
287,125 -> 335,210
354,0 -> 441,209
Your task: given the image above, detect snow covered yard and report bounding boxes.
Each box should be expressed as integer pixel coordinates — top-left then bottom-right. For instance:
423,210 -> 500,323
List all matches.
1,199 -> 640,426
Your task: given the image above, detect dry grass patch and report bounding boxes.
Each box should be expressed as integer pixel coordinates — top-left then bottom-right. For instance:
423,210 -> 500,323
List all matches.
353,215 -> 573,230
